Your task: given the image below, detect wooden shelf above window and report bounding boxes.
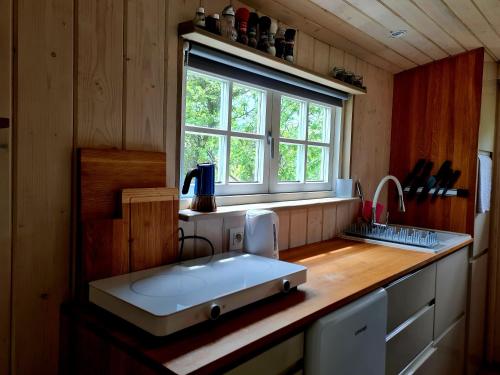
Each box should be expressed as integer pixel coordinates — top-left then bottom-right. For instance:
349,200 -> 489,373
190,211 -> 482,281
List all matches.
178,22 -> 367,96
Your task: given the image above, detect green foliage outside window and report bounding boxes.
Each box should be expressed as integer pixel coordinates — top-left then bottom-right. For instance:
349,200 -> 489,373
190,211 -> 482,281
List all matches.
183,69 -> 332,189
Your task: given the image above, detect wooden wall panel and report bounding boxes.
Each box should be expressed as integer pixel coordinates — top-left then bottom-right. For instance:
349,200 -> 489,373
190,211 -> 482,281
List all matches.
307,206 -> 323,244
313,39 -> 330,75
296,31 -> 315,70
389,49 -> 484,234
13,1 -> 74,375
276,210 -> 290,251
322,205 -> 338,240
350,63 -> 393,205
0,0 -> 11,372
125,0 -> 165,152
289,208 -> 308,248
77,0 -> 124,148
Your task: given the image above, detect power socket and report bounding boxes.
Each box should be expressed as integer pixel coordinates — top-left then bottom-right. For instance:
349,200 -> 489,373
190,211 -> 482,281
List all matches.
229,227 -> 244,251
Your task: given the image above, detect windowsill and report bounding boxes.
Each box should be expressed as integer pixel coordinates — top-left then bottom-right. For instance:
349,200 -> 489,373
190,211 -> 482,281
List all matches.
179,196 -> 358,221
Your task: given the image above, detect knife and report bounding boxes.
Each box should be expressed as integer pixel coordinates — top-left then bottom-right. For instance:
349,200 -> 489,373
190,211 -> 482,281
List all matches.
419,160 -> 452,202
402,159 -> 426,189
408,161 -> 434,200
441,170 -> 461,197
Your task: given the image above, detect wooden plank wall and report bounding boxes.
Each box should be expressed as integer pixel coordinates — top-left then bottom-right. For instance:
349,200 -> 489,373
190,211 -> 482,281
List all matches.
179,201 -> 359,258
389,49 -> 484,235
9,0 -> 394,373
0,0 -> 12,372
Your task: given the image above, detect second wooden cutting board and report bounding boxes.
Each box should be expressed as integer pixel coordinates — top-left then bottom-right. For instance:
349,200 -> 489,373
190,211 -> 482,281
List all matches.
122,188 -> 179,272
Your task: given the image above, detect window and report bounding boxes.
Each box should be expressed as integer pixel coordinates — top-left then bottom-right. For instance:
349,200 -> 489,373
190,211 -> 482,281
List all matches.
181,68 -> 342,198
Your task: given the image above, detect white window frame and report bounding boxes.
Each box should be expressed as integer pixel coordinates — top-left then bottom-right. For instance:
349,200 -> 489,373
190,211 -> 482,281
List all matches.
269,93 -> 341,193
180,67 -> 343,199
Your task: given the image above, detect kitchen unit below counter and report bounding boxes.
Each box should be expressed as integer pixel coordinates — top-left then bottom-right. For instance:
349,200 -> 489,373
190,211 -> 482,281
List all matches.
61,238 -> 472,375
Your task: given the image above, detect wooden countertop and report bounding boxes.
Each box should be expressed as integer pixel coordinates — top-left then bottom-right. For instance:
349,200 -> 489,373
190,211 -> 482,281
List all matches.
66,237 -> 472,374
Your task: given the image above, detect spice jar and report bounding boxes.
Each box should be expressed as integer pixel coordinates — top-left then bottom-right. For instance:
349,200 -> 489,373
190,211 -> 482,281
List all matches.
221,5 -> 237,42
193,7 -> 206,28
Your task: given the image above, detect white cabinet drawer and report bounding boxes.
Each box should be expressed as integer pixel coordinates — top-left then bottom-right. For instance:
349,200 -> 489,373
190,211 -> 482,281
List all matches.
386,263 -> 436,333
414,316 -> 466,375
434,247 -> 468,339
225,333 -> 303,375
386,304 -> 435,375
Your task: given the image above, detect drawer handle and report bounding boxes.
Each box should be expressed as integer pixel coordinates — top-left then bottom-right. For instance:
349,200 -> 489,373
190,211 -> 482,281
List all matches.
386,304 -> 434,341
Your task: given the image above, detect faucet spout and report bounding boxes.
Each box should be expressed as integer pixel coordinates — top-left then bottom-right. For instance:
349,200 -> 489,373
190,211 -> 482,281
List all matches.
371,175 -> 406,225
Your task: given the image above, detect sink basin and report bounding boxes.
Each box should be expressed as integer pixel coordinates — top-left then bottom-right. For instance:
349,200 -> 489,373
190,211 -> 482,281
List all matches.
341,224 -> 471,253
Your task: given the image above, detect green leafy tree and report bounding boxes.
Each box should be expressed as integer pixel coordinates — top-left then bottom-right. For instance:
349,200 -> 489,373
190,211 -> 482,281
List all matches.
183,70 -> 328,186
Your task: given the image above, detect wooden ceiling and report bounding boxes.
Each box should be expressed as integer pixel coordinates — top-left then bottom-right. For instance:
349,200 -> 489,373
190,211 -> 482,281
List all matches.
244,0 -> 500,73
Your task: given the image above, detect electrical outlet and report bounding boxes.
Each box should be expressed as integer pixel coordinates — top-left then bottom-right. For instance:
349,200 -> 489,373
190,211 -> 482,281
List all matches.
229,227 -> 244,251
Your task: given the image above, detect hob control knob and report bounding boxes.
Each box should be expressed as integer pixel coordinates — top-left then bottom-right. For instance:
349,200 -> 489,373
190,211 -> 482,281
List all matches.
210,303 -> 221,320
282,279 -> 291,293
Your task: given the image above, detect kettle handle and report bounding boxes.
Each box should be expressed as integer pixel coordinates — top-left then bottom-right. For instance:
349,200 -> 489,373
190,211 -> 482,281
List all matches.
182,168 -> 200,195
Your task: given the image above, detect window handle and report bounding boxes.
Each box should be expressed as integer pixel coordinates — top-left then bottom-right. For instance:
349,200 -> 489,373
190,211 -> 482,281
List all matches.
267,132 -> 275,159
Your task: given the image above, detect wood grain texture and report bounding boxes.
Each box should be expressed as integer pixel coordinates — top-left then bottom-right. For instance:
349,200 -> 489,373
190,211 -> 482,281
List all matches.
0,0 -> 11,372
310,0 -> 431,66
322,204 -> 337,240
125,0 -> 165,151
64,238 -> 472,375
350,63 -> 393,206
389,49 -> 484,235
313,39 -> 330,75
195,218 -> 223,256
77,0 -> 124,148
79,148 -> 166,220
124,188 -> 179,271
82,219 -> 129,283
345,0 -> 449,60
306,206 -> 323,244
244,0 -> 407,73
13,0 -> 74,374
289,208 -> 308,248
442,0 -> 500,59
276,210 -> 290,251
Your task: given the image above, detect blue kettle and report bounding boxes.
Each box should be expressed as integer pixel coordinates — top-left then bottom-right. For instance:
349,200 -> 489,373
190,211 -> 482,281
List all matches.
182,163 -> 217,212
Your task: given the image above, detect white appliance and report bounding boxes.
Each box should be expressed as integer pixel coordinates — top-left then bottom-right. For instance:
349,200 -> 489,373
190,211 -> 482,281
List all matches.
89,251 -> 306,336
305,288 -> 388,375
244,209 -> 279,259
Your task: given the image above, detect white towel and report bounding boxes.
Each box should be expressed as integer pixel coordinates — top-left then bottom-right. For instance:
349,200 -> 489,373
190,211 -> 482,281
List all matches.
477,154 -> 492,213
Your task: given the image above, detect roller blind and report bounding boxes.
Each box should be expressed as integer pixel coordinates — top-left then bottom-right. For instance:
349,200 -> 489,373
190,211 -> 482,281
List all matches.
186,43 -> 348,106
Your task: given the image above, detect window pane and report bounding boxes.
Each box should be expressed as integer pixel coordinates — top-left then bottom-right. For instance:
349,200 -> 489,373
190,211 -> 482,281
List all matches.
306,146 -> 328,182
231,84 -> 264,134
278,143 -> 303,182
308,103 -> 329,142
185,70 -> 225,129
183,132 -> 224,183
280,96 -> 305,140
229,137 -> 261,183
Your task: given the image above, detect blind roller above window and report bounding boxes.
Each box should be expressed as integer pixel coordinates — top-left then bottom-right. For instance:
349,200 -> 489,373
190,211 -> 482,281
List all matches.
186,43 -> 348,106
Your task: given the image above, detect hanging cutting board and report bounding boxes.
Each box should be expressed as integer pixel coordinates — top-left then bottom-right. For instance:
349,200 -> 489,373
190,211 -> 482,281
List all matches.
122,188 -> 179,272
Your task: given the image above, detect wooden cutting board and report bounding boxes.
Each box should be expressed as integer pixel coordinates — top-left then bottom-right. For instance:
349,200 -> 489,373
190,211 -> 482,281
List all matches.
78,149 -> 178,294
79,148 -> 166,221
122,188 -> 179,272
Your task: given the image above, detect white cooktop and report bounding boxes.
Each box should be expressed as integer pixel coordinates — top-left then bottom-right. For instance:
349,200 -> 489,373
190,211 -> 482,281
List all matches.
89,251 -> 307,335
